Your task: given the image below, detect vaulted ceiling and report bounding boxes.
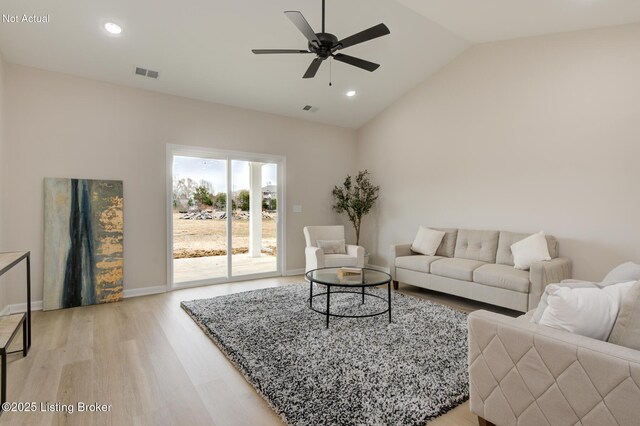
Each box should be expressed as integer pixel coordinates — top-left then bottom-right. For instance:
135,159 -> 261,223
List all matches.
1,0 -> 639,129
398,0 -> 640,43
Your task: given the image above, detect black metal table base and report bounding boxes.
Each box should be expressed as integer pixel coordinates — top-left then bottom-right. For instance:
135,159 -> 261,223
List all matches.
309,282 -> 392,328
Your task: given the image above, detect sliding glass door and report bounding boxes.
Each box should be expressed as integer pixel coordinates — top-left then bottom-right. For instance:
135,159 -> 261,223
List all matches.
168,146 -> 284,288
171,155 -> 228,283
230,160 -> 279,277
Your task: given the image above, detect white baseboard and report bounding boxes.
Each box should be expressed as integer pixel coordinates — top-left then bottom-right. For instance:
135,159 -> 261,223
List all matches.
365,264 -> 391,274
5,285 -> 167,314
286,268 -> 305,276
123,285 -> 167,298
9,300 -> 43,313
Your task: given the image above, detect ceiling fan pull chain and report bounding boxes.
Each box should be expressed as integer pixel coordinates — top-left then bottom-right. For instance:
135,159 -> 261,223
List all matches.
329,57 -> 332,86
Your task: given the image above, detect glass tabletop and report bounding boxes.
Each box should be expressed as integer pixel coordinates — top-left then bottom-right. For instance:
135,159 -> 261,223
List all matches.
306,267 -> 391,287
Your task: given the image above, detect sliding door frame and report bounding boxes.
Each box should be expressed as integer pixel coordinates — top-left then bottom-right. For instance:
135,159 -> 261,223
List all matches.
166,144 -> 286,291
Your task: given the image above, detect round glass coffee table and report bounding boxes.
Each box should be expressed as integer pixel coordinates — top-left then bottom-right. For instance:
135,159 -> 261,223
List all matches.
306,267 -> 392,328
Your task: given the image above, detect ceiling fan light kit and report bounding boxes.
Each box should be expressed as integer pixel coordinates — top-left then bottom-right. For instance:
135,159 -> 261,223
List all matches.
252,0 -> 390,80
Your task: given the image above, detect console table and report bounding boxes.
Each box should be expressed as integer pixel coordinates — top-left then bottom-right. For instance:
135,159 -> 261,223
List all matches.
0,251 -> 31,411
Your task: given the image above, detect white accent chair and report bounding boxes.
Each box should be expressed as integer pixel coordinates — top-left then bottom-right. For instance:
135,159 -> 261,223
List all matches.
303,226 -> 365,273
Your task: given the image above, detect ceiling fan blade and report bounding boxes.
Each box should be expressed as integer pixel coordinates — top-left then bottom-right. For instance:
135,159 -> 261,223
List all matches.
332,53 -> 380,72
303,57 -> 323,79
335,23 -> 390,50
284,11 -> 321,46
252,49 -> 312,54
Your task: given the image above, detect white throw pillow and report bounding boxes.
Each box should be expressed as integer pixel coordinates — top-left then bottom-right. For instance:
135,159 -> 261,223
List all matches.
539,281 -> 636,341
316,239 -> 346,254
411,227 -> 446,256
601,262 -> 640,286
510,231 -> 551,270
531,280 -> 600,324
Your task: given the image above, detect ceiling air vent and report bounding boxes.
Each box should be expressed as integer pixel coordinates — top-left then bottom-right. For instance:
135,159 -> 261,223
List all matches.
134,67 -> 159,79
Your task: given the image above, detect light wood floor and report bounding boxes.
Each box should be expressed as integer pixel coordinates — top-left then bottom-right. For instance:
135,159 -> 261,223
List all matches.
1,277 -> 519,425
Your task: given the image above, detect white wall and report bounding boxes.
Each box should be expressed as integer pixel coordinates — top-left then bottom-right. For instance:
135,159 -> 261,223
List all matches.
4,64 -> 357,304
357,23 -> 640,280
0,52 -> 7,311
0,52 -> 6,250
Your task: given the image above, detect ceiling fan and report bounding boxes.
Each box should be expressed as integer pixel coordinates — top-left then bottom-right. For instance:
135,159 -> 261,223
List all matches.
251,0 -> 390,79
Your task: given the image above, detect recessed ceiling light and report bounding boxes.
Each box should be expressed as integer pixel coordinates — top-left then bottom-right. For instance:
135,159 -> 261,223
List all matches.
346,90 -> 357,97
104,22 -> 122,35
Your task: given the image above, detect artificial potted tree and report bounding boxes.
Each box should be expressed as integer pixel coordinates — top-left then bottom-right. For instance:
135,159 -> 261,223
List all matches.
332,170 -> 380,257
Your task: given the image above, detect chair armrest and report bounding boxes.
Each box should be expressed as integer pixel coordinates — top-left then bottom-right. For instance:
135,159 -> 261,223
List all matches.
390,243 -> 413,281
528,257 -> 572,310
345,245 -> 365,267
468,310 -> 640,426
305,246 -> 324,273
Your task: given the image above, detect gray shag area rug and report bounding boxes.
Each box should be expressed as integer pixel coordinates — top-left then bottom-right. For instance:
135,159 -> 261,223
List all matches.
181,283 -> 469,426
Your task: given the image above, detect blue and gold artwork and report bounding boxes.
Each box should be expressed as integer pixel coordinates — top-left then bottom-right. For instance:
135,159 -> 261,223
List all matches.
43,178 -> 124,311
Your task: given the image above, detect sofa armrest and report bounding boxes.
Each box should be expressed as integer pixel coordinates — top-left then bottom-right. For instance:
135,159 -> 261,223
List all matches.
468,310 -> 640,426
305,246 -> 324,273
528,257 -> 572,310
391,243 -> 413,258
561,278 -> 599,285
390,243 -> 413,280
346,245 -> 365,267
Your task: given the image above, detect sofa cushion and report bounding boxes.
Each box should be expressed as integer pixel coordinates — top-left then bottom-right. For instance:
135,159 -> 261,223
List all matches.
430,258 -> 488,282
324,254 -> 358,268
395,255 -> 444,273
432,228 -> 458,258
473,264 -> 531,293
496,231 -> 559,266
608,280 -> 640,350
454,229 -> 499,263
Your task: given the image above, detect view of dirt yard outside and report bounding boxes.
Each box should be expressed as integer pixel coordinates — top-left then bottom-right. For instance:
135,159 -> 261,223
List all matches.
172,156 -> 279,277
172,211 -> 277,259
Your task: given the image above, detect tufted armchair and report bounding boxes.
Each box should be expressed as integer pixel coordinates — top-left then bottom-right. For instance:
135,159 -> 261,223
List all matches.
303,226 -> 365,273
468,310 -> 640,426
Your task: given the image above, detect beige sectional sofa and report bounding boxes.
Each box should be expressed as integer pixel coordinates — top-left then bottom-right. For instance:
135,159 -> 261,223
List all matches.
468,309 -> 640,426
391,228 -> 572,312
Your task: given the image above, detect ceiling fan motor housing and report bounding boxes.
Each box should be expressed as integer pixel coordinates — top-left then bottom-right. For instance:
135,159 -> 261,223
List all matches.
251,3 -> 390,79
309,33 -> 339,59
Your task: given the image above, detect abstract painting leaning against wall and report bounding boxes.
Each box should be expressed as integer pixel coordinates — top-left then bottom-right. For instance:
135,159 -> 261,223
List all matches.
43,178 -> 124,311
